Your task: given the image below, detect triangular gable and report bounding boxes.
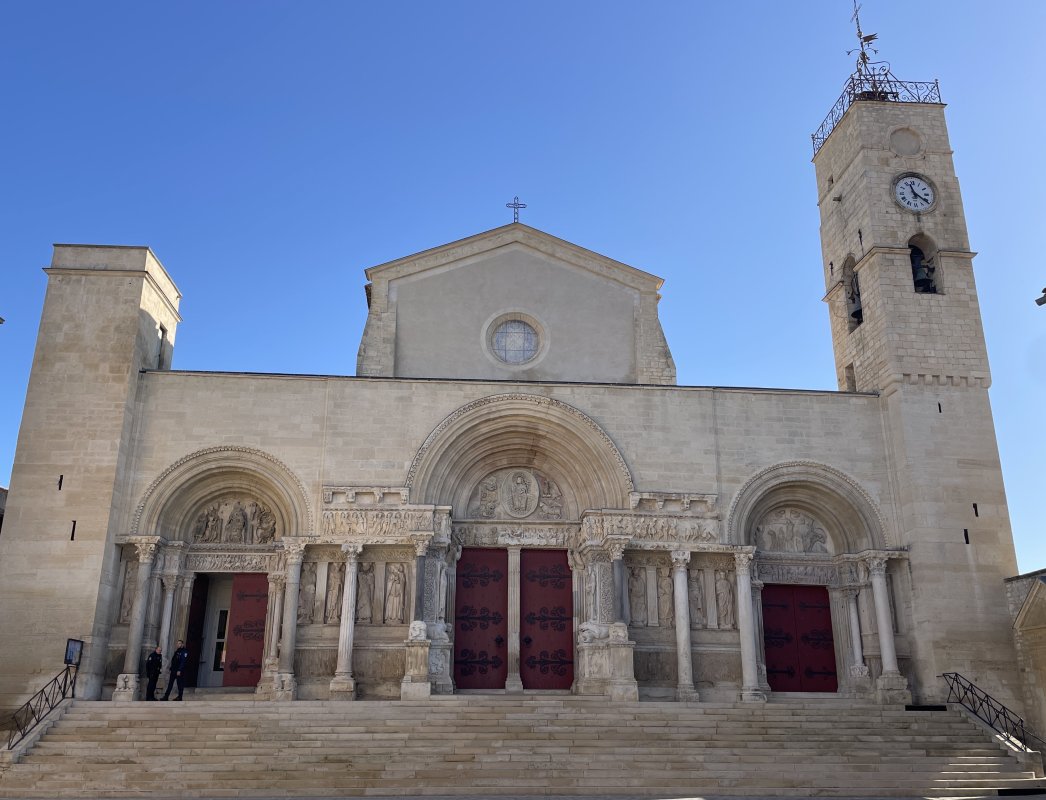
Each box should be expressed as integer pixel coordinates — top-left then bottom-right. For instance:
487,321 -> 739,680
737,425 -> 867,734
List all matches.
363,222 -> 665,293
1015,577 -> 1046,631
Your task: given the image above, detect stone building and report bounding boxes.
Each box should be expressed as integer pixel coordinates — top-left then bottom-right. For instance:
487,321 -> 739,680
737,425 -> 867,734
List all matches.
0,65 -> 1034,726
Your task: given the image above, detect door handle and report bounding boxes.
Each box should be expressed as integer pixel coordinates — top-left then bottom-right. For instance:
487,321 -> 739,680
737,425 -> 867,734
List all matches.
523,636 -> 533,646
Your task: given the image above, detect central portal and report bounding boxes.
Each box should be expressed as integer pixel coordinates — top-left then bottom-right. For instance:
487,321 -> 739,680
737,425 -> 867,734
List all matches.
453,547 -> 573,691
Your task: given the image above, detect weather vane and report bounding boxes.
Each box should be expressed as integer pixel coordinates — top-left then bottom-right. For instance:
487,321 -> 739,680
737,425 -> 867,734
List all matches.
506,196 -> 526,223
848,1 -> 880,76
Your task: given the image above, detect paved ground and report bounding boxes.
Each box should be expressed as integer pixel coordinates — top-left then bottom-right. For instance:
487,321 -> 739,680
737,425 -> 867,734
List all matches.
0,795 -> 1007,800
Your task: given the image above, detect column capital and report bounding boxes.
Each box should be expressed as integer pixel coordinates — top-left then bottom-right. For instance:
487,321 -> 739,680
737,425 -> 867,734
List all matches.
865,555 -> 889,576
341,543 -> 363,562
604,536 -> 629,561
282,538 -> 309,563
160,574 -> 179,592
733,550 -> 755,575
268,572 -> 286,589
840,585 -> 861,599
128,536 -> 163,565
409,533 -> 433,557
670,550 -> 691,570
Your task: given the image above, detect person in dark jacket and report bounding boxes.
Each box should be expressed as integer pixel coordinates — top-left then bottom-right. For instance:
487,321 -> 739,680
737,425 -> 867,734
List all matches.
162,640 -> 189,701
144,645 -> 163,701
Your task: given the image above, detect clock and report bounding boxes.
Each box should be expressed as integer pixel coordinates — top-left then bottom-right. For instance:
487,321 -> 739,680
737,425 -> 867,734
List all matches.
894,173 -> 936,212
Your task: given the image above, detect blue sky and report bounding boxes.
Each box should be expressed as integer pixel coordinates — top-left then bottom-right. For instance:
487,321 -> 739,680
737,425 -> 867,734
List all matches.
1,2 -> 1043,570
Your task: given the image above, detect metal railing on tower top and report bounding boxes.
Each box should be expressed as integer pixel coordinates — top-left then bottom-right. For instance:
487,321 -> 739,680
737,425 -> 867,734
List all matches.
812,68 -> 942,155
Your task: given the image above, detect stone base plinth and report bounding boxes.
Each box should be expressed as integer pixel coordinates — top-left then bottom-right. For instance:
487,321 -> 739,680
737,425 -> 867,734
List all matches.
401,639 -> 432,700
574,623 -> 638,701
273,672 -> 298,701
329,673 -> 358,700
876,671 -> 911,704
428,641 -> 454,695
111,674 -> 140,702
739,687 -> 767,702
675,686 -> 700,702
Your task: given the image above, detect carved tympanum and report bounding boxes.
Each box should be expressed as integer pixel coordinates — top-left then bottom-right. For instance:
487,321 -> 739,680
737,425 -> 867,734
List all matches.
466,468 -> 565,520
191,497 -> 279,545
753,508 -> 831,554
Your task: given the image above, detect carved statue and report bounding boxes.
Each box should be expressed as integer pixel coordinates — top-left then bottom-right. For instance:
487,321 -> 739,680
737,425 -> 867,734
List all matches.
657,567 -> 674,626
538,478 -> 564,519
119,560 -> 138,623
578,621 -> 611,643
324,562 -> 345,624
436,564 -> 448,622
244,500 -> 259,543
297,562 -> 317,625
356,562 -> 374,623
384,563 -> 406,624
224,501 -> 247,544
688,569 -> 704,628
715,570 -> 735,629
628,566 -> 647,626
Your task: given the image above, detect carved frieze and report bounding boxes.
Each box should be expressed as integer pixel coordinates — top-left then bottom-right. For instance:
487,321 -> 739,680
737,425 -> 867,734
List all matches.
753,507 -> 831,554
466,468 -> 565,521
581,513 -> 718,546
323,486 -> 409,506
191,497 -> 279,545
754,561 -> 838,586
184,552 -> 279,573
321,508 -> 436,539
452,523 -> 575,549
629,492 -> 718,517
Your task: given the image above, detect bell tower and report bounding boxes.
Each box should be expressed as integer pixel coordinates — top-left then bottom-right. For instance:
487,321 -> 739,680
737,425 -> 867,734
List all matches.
811,18 -> 1023,704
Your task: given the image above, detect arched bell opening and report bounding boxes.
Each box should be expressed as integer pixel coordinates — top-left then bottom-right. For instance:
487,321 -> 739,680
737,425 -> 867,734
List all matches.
908,233 -> 939,294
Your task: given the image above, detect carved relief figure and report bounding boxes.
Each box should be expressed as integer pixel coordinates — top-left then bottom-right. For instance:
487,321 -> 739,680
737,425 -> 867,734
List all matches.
245,501 -> 260,543
384,563 -> 406,624
256,508 -> 277,544
119,560 -> 138,623
479,477 -> 499,518
628,566 -> 647,626
657,567 -> 674,626
436,565 -> 449,622
203,505 -> 223,543
324,562 -> 345,624
356,562 -> 375,623
297,562 -> 317,625
510,473 -> 530,514
538,478 -> 564,519
688,569 -> 704,628
715,570 -> 735,629
224,501 -> 247,544
755,508 -> 831,554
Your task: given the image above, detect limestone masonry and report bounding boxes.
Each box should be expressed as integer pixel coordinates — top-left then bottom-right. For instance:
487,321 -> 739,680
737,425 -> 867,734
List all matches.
1,77 -> 1042,736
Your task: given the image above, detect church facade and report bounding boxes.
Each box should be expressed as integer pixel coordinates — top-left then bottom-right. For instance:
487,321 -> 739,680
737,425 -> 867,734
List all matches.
0,78 -> 1030,721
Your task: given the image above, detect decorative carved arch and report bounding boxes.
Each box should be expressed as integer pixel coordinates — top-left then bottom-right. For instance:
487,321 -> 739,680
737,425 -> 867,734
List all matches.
406,393 -> 634,516
725,461 -> 891,553
132,446 -> 314,541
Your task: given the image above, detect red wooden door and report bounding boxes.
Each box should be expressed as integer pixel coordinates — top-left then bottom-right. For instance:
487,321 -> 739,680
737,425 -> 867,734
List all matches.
520,549 -> 573,690
223,573 -> 268,687
761,584 -> 837,693
454,548 -> 508,690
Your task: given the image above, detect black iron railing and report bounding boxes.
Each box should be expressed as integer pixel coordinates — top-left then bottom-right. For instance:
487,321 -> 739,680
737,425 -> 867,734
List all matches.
941,671 -> 1046,752
5,665 -> 77,750
812,68 -> 942,154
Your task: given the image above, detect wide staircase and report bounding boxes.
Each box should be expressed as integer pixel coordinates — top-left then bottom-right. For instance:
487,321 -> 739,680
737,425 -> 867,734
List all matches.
1,695 -> 1043,797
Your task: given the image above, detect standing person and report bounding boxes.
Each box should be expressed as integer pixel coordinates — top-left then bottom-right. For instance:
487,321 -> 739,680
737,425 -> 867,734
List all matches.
144,645 -> 163,701
162,640 -> 189,701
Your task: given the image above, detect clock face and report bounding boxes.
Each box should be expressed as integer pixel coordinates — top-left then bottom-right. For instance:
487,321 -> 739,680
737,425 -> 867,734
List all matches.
894,174 -> 936,212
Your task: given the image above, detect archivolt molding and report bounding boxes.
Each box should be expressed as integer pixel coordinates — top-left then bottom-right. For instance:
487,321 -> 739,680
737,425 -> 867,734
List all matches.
131,446 -> 315,539
405,393 -> 634,510
725,460 -> 892,552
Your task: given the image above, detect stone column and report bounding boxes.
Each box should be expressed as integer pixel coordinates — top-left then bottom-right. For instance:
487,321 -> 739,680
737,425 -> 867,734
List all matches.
157,575 -> 178,657
607,538 -> 629,624
751,578 -> 771,693
401,535 -> 434,700
671,551 -> 699,702
330,544 -> 362,699
867,556 -> 910,702
113,537 -> 161,702
734,551 -> 765,702
275,539 -> 307,700
506,546 -> 524,693
844,587 -> 869,678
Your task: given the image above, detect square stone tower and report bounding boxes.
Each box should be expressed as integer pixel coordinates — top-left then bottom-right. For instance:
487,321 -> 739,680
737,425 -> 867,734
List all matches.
812,75 -> 1022,704
0,246 -> 181,709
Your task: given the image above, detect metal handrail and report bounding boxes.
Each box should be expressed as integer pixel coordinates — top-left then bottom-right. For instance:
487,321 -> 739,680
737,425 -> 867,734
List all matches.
5,665 -> 77,750
941,671 -> 1046,752
812,68 -> 942,154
